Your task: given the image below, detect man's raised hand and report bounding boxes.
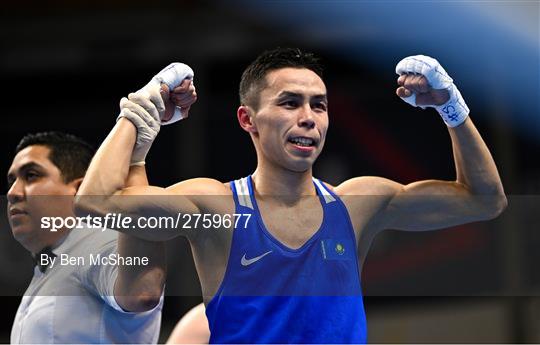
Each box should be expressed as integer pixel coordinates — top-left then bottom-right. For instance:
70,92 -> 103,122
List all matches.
146,62 -> 196,124
161,78 -> 197,122
395,55 -> 469,127
118,62 -> 196,165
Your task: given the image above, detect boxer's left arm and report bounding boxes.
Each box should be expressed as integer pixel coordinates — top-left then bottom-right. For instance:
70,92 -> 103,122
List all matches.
337,56 -> 507,233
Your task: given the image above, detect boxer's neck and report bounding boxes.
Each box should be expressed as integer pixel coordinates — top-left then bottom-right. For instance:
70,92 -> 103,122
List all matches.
252,164 -> 315,201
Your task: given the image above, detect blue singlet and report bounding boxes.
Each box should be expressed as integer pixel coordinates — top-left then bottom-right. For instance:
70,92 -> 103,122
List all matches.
206,175 -> 367,344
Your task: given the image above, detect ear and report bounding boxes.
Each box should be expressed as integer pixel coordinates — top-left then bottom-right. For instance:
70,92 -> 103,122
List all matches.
237,105 -> 257,133
69,177 -> 84,194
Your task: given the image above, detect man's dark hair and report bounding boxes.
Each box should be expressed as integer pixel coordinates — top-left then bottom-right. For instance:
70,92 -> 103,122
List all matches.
15,132 -> 94,183
239,47 -> 324,110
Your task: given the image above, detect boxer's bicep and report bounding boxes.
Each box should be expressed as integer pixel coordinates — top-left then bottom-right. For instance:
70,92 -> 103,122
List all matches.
381,179 -> 494,232
74,184 -> 201,240
118,185 -> 201,219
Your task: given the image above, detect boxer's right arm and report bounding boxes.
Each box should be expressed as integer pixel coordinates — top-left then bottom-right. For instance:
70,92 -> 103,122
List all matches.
74,118 -> 195,240
75,65 -> 221,241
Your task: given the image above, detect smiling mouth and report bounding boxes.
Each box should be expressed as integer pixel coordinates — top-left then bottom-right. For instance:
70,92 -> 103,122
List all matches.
288,136 -> 316,147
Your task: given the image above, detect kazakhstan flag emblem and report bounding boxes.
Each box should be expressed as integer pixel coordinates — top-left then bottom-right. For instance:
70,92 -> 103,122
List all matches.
335,243 -> 345,255
321,239 -> 352,260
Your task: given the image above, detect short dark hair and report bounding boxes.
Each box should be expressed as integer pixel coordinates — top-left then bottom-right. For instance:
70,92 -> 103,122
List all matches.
15,132 -> 94,183
239,47 -> 324,110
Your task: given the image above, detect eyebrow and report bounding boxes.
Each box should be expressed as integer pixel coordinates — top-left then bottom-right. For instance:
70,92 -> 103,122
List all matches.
7,162 -> 43,183
277,91 -> 328,102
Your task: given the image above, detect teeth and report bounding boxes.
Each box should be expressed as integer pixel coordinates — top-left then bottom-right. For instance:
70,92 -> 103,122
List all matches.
290,137 -> 314,146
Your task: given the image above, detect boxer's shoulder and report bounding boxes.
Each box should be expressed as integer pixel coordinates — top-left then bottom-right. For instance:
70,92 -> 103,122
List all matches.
335,176 -> 402,197
334,177 -> 403,240
334,176 -> 401,220
167,178 -> 234,216
167,178 -> 232,196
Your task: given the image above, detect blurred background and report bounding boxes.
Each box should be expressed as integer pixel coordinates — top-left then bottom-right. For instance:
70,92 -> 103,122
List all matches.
1,0 -> 539,343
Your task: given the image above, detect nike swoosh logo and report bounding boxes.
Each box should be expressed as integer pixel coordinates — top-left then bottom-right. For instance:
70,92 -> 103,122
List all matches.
241,251 -> 273,266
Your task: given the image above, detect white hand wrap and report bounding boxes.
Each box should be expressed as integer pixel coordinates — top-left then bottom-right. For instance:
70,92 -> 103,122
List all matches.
141,62 -> 194,125
395,55 -> 469,127
117,62 -> 194,165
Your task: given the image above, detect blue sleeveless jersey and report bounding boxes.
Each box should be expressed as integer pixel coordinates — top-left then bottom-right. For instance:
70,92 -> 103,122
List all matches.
206,175 -> 367,344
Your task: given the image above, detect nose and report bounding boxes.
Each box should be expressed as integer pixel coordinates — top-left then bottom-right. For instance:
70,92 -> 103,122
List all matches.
7,179 -> 24,204
298,104 -> 315,129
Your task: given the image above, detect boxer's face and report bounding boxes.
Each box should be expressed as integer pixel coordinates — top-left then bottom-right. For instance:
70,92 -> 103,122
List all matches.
6,145 -> 78,250
251,67 -> 328,172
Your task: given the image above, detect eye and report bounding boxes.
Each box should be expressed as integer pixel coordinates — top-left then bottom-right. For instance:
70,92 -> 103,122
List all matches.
25,170 -> 41,182
280,100 -> 299,109
312,102 -> 328,112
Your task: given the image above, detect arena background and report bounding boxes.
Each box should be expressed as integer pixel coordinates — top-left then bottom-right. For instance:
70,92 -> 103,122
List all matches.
1,1 -> 539,343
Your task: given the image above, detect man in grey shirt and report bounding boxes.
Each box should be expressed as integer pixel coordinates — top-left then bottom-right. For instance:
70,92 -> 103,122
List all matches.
7,132 -> 166,343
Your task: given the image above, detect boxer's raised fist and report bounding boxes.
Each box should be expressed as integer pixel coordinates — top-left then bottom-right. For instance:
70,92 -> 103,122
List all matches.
142,62 -> 195,125
396,74 -> 449,106
395,55 -> 469,127
160,79 -> 197,121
